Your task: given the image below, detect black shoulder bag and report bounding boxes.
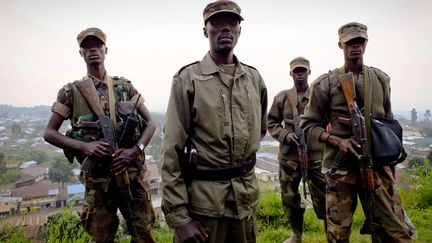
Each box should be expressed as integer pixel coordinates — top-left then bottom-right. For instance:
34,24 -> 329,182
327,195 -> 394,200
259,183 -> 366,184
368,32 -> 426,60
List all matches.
364,67 -> 407,166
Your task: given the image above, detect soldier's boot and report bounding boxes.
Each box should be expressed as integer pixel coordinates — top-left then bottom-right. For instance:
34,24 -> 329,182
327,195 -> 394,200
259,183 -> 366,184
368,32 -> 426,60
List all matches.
283,218 -> 303,243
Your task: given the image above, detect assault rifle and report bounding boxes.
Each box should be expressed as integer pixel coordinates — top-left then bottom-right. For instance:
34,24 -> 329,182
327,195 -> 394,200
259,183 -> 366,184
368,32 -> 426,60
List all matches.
284,90 -> 308,199
75,79 -> 139,239
338,72 -> 376,242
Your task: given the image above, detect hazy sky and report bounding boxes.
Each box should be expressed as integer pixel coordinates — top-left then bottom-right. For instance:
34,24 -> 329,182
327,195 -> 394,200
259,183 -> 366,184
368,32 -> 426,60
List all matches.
1,0 -> 431,112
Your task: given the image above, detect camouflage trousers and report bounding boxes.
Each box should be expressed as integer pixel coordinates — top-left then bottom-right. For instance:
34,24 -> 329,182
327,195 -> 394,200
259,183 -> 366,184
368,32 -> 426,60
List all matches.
279,159 -> 326,222
79,171 -> 155,243
174,212 -> 257,243
325,165 -> 412,243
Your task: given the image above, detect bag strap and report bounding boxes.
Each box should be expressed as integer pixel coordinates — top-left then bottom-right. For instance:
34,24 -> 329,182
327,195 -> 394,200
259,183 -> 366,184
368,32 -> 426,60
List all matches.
106,75 -> 117,130
363,66 -> 372,153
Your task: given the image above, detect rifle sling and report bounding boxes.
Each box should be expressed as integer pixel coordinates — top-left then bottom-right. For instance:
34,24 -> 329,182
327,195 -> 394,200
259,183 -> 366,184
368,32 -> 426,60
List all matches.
364,67 -> 372,153
106,76 -> 118,130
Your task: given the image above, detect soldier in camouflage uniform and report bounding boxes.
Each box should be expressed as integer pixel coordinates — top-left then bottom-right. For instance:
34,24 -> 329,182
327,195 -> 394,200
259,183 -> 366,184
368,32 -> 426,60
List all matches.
161,1 -> 267,242
44,27 -> 156,242
301,22 -> 413,242
268,57 -> 326,243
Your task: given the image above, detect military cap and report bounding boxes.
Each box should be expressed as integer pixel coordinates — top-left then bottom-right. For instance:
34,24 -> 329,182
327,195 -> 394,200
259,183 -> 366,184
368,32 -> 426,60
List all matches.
203,0 -> 243,23
77,27 -> 106,47
338,22 -> 368,43
290,57 -> 310,72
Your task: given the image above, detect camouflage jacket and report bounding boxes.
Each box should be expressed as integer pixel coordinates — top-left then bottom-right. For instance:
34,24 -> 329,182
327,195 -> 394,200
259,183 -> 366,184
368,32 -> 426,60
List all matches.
51,74 -> 145,171
301,65 -> 393,170
161,52 -> 268,229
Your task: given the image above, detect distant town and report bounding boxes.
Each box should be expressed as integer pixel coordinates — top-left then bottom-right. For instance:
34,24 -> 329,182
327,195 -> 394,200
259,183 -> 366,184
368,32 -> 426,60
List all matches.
0,104 -> 430,240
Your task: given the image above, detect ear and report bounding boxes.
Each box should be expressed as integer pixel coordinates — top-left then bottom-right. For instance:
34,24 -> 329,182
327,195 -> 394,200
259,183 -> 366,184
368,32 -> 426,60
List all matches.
338,41 -> 343,49
203,26 -> 208,38
308,69 -> 311,75
239,26 -> 241,36
105,47 -> 108,54
289,71 -> 293,76
79,49 -> 83,57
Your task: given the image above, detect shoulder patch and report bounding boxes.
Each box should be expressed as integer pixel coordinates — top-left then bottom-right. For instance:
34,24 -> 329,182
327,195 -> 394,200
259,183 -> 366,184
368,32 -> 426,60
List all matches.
175,61 -> 200,76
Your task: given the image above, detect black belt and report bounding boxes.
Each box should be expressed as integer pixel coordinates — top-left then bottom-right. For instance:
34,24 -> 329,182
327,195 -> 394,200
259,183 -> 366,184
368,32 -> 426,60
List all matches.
191,154 -> 256,181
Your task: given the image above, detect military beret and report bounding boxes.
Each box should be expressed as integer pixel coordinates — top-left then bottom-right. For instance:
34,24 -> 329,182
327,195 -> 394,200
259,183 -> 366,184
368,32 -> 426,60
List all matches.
290,57 -> 310,72
338,22 -> 368,43
203,0 -> 243,23
77,27 -> 106,47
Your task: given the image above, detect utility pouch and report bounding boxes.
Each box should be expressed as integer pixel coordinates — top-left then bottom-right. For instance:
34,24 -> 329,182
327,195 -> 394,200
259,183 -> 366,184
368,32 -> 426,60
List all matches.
117,95 -> 147,148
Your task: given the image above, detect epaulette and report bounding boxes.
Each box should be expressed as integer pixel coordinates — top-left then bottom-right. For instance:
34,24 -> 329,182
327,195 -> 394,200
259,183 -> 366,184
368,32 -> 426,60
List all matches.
112,76 -> 131,83
175,61 -> 200,76
240,62 -> 258,71
275,89 -> 289,98
369,66 -> 389,77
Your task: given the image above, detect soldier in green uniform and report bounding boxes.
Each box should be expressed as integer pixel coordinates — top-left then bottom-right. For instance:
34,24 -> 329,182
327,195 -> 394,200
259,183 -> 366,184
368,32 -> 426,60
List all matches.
301,22 -> 413,242
268,57 -> 326,243
44,27 -> 156,242
160,1 -> 267,242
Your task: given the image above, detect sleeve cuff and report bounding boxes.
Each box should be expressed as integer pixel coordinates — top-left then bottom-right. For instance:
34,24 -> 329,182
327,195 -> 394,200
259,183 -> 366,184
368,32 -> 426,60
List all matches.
164,206 -> 192,229
51,101 -> 71,119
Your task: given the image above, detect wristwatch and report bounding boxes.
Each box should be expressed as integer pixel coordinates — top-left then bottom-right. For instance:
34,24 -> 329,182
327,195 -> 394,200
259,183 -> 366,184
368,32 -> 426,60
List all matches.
135,143 -> 145,152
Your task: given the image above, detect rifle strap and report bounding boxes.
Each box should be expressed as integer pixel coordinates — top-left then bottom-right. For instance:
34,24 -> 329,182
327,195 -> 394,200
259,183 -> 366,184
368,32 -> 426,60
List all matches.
106,75 -> 117,130
363,66 -> 372,153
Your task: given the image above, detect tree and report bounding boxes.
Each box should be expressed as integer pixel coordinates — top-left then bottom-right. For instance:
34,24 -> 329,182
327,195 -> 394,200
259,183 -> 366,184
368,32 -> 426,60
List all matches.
28,151 -> 47,164
0,151 -> 5,173
11,123 -> 21,137
409,156 -> 426,169
47,156 -> 75,186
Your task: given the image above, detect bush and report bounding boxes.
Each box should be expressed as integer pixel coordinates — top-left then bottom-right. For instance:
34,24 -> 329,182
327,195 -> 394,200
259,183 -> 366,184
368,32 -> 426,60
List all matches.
0,223 -> 30,242
400,162 -> 432,210
0,170 -> 20,185
39,209 -> 93,242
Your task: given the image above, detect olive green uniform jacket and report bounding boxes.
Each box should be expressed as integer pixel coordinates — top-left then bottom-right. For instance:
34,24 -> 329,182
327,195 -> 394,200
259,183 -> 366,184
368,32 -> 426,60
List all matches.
301,66 -> 393,170
161,53 -> 268,229
267,87 -> 323,162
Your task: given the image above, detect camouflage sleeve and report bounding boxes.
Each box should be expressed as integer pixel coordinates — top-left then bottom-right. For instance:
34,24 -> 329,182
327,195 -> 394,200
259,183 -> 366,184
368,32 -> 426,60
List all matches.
267,93 -> 290,143
51,84 -> 73,119
301,75 -> 329,143
161,74 -> 193,229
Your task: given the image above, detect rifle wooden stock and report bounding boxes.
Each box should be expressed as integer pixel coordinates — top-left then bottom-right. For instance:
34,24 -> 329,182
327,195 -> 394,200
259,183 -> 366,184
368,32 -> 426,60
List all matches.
75,78 -> 105,117
338,72 -> 376,242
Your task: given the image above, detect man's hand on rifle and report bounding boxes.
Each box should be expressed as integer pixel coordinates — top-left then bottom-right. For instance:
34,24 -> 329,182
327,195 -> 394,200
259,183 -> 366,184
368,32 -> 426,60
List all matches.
337,138 -> 362,160
286,132 -> 299,146
175,219 -> 208,243
80,140 -> 111,159
110,147 -> 141,174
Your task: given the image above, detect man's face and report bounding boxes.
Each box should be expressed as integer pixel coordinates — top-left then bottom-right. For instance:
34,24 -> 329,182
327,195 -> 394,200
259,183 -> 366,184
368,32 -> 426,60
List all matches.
339,37 -> 367,60
203,13 -> 241,54
291,67 -> 309,86
79,36 -> 107,66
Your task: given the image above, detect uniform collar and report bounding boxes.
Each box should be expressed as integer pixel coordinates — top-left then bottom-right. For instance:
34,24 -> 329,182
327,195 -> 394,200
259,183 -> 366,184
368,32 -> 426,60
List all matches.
84,73 -> 108,86
201,52 -> 247,78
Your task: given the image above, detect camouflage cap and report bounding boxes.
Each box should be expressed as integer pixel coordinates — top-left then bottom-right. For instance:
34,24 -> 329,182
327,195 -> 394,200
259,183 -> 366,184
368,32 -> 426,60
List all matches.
77,27 -> 106,47
203,0 -> 243,23
290,57 -> 310,72
338,22 -> 368,43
